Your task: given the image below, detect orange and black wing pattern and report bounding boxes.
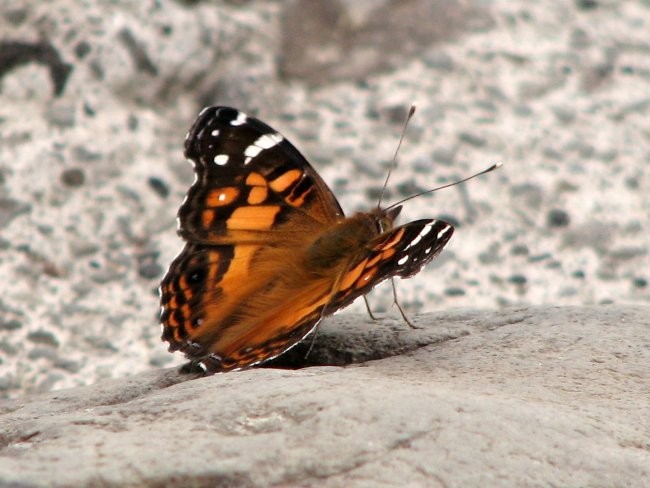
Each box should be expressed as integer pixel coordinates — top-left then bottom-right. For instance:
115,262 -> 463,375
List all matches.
326,219 -> 454,315
178,106 -> 343,244
159,106 -> 344,369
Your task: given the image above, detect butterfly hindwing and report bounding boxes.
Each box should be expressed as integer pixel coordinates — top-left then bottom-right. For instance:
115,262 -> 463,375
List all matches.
160,241 -> 253,355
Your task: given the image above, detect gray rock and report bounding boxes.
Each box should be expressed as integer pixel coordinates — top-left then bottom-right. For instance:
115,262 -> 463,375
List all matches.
1,306 -> 648,487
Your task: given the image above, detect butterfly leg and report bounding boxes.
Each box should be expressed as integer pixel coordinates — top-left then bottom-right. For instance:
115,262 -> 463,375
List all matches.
303,323 -> 321,361
362,295 -> 378,321
391,277 -> 420,329
304,267 -> 349,360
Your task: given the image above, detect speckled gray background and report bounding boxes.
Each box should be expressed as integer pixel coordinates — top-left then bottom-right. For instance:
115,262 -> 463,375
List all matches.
0,0 -> 648,399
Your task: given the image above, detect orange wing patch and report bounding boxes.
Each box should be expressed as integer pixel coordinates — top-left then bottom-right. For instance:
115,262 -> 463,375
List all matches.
245,172 -> 267,187
213,277 -> 334,368
374,227 -> 405,250
201,210 -> 215,228
247,187 -> 268,205
338,258 -> 368,291
269,169 -> 302,192
227,206 -> 281,230
206,187 -> 240,207
356,267 -> 378,289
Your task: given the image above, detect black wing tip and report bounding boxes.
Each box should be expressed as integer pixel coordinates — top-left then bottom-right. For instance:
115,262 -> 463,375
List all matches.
184,106 -> 245,160
394,219 -> 454,278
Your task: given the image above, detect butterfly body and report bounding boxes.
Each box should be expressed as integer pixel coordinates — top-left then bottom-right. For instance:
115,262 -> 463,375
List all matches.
159,106 -> 454,372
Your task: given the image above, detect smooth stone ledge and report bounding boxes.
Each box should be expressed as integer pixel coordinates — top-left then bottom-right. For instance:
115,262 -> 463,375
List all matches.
1,305 -> 649,487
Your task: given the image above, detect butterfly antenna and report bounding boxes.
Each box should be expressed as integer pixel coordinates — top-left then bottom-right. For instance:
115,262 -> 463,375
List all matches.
385,162 -> 503,210
377,104 -> 417,209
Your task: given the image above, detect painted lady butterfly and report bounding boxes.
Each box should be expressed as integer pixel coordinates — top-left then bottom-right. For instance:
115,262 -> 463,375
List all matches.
159,106 -> 457,373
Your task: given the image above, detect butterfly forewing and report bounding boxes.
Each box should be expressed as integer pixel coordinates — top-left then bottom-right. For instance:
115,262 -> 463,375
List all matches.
179,106 -> 343,244
327,219 -> 454,314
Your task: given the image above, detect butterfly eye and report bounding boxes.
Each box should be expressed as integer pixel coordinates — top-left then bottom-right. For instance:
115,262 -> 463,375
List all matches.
375,205 -> 401,233
375,219 -> 385,233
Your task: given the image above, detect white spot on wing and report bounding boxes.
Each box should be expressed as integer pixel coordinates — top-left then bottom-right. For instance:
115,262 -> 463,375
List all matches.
420,225 -> 433,237
214,154 -> 229,166
241,133 -> 284,166
437,225 -> 452,239
255,133 -> 283,149
407,234 -> 422,249
218,193 -> 227,201
244,145 -> 263,158
211,129 -> 219,137
398,255 -> 409,265
230,111 -> 247,126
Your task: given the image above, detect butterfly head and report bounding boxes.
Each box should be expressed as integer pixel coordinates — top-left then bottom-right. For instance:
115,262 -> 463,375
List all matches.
370,205 -> 402,233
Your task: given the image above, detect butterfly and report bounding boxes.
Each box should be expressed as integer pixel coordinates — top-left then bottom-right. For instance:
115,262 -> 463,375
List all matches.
159,106 -> 454,373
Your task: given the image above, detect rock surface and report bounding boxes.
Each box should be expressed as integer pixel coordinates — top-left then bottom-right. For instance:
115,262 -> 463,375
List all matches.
1,306 -> 649,487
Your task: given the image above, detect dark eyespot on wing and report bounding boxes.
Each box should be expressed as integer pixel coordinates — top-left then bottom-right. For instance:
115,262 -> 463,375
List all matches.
159,243 -> 234,350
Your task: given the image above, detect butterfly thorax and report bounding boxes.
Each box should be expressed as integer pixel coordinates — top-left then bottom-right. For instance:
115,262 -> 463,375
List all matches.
304,206 -> 402,273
